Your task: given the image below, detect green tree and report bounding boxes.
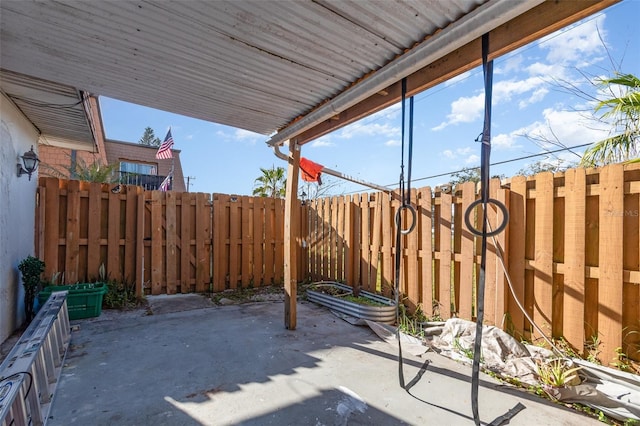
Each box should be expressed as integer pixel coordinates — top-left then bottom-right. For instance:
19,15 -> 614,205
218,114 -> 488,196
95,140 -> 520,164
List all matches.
139,127 -> 162,147
450,168 -> 480,186
517,159 -> 575,176
449,168 -> 504,187
581,73 -> 640,166
253,166 -> 286,198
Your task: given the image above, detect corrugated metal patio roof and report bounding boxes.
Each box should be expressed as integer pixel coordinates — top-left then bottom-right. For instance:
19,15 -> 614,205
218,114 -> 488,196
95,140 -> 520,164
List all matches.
0,0 -> 618,146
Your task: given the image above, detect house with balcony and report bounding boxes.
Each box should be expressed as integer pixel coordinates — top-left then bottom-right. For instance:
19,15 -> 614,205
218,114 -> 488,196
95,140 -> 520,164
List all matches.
104,138 -> 186,192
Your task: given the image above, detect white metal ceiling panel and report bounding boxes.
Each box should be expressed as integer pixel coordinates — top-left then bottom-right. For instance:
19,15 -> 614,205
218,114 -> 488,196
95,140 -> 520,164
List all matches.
1,0 -> 492,136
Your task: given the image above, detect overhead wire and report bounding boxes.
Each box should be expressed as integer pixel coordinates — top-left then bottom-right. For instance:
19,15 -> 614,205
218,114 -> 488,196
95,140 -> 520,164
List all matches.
341,142 -> 593,195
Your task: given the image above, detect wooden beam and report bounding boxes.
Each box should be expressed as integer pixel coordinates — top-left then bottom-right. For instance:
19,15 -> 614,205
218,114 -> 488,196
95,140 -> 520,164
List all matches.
284,140 -> 301,330
296,0 -> 619,145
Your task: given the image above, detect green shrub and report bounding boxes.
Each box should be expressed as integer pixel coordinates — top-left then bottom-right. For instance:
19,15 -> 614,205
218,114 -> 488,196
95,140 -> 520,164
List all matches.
18,256 -> 45,324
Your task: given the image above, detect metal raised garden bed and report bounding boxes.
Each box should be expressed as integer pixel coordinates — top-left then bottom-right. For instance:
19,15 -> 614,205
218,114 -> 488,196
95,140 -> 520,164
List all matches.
306,281 -> 396,324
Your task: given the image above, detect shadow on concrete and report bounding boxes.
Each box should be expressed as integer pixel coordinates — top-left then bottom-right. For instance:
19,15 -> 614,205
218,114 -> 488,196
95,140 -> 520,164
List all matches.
48,299 -> 602,425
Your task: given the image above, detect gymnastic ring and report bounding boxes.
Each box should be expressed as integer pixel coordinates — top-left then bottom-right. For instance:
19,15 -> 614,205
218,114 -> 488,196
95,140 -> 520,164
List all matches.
463,198 -> 509,237
395,204 -> 417,235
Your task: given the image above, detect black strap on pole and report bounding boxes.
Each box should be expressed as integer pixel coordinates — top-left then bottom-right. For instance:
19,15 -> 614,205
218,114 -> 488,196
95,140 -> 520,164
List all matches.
470,32 -> 493,426
395,78 -> 422,390
396,77 -> 408,388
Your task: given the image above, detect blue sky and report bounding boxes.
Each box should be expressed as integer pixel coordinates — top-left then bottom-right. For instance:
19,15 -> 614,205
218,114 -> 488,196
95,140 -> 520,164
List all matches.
100,1 -> 640,196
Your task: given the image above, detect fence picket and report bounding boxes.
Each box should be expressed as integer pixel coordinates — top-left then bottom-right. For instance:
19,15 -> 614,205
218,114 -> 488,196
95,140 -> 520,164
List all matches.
274,198 -> 284,285
563,168 -> 586,354
195,193 -> 211,293
87,182 -> 102,280
598,164 -> 624,364
507,176 -> 527,338
65,180 -> 81,284
124,187 -> 139,285
150,191 -> 163,294
458,182 -> 475,320
381,193 -> 393,297
180,192 -> 192,292
418,187 -> 433,317
254,197 -> 265,285
264,197 -> 275,285
337,196 -> 345,281
406,189 -> 419,310
483,179 -> 499,326
165,191 -> 177,294
533,172 -> 554,341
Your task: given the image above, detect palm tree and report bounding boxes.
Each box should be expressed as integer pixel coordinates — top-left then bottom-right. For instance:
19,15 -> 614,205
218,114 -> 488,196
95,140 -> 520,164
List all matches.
253,166 -> 286,198
581,73 -> 640,166
41,155 -> 119,183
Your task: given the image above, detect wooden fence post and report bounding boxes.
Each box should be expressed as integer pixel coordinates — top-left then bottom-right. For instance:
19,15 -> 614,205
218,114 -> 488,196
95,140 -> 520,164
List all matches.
284,140 -> 300,330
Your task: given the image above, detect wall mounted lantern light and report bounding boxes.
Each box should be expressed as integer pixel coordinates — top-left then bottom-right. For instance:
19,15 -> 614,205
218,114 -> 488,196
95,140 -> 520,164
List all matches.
17,145 -> 40,180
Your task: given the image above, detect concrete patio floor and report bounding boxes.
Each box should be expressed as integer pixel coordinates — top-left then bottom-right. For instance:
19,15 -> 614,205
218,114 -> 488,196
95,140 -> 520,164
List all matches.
47,295 -> 601,426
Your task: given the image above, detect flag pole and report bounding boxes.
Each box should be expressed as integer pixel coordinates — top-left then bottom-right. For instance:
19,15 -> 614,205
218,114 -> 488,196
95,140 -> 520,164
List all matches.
170,126 -> 174,189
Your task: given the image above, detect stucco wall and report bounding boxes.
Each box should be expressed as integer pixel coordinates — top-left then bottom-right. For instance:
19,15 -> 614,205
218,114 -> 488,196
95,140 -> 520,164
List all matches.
0,93 -> 39,343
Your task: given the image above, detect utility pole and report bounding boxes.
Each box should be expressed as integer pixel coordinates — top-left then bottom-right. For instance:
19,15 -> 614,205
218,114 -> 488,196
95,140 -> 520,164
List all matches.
185,176 -> 196,192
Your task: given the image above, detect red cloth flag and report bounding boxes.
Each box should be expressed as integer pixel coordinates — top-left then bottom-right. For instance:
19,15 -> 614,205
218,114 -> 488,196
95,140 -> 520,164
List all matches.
156,128 -> 174,159
300,157 -> 324,185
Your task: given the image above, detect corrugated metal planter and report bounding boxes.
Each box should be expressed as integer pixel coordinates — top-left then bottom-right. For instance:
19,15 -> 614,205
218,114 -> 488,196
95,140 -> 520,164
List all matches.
306,282 -> 396,324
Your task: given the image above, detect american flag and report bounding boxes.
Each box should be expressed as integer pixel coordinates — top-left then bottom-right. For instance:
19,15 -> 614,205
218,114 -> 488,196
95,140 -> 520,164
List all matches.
155,128 -> 174,159
159,174 -> 171,192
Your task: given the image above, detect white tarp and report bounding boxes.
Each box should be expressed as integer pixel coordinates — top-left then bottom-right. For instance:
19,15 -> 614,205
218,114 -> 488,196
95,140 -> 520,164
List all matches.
426,318 -> 640,422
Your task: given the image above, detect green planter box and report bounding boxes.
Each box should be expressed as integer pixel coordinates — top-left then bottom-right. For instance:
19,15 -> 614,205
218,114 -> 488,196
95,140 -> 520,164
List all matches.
38,282 -> 108,320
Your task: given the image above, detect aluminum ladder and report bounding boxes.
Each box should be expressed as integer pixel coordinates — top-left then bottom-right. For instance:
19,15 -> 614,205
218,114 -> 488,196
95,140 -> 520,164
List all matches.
0,292 -> 70,426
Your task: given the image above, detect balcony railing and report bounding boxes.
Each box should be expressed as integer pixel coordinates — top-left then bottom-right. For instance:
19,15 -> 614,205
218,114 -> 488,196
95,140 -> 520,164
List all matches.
118,172 -> 170,191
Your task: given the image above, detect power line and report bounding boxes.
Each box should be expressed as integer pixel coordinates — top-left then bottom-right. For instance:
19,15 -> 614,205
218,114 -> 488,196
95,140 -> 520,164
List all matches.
399,142 -> 592,186
342,142 -> 592,194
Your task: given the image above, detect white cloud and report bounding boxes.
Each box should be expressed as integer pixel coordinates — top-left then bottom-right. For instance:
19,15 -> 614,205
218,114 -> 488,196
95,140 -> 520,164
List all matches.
492,133 -> 519,149
432,92 -> 484,130
442,146 -> 475,159
384,139 -> 400,147
518,107 -> 610,151
340,122 -> 400,139
310,137 -> 334,147
234,129 -> 263,141
465,154 -> 480,165
433,75 -> 551,130
538,14 -> 607,66
518,87 -> 549,109
496,54 -> 524,75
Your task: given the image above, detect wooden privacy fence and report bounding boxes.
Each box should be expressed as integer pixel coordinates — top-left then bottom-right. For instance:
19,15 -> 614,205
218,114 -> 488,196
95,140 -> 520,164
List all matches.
35,162 -> 639,365
306,163 -> 640,364
36,178 -> 308,296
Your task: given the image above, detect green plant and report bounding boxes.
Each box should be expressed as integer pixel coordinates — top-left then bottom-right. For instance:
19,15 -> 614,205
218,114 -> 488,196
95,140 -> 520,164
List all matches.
611,347 -> 638,373
585,335 -> 602,364
18,256 -> 46,324
536,358 -> 582,388
103,278 -> 139,309
41,154 -> 119,183
397,303 -> 425,338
